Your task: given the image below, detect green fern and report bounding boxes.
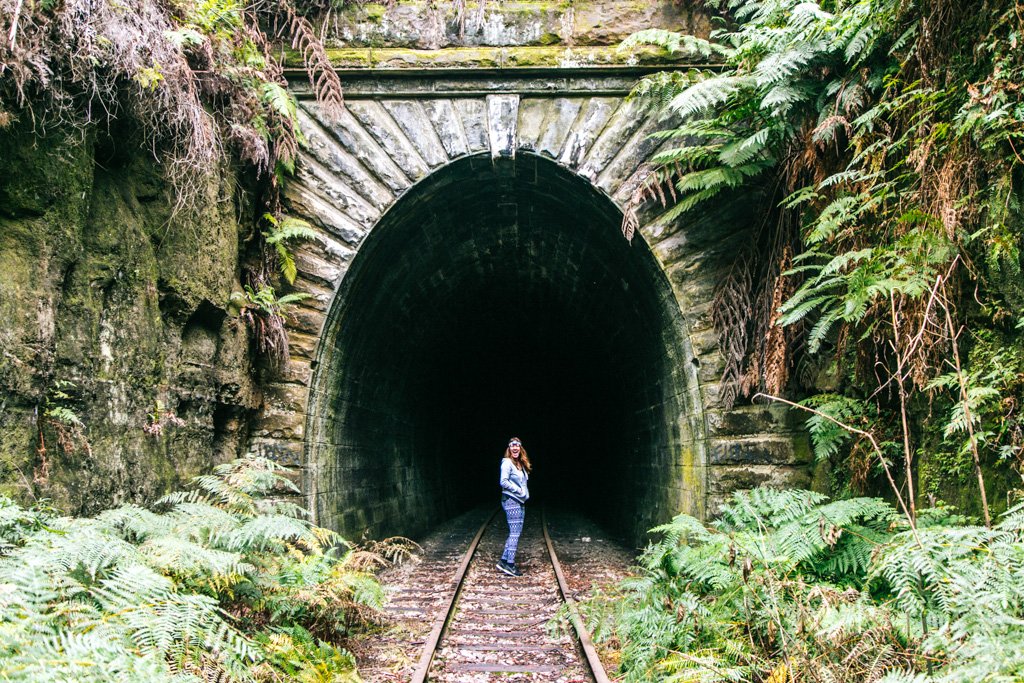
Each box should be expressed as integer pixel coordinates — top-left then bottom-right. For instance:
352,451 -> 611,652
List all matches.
798,394 -> 878,462
716,487 -> 827,531
0,456 -> 385,682
619,28 -> 730,60
581,487 -> 969,682
262,212 -> 321,285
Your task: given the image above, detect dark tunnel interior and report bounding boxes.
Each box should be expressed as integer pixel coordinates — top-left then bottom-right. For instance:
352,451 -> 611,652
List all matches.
305,152 -> 703,546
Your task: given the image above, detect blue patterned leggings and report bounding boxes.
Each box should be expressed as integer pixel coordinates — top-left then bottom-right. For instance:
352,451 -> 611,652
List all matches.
501,497 -> 525,563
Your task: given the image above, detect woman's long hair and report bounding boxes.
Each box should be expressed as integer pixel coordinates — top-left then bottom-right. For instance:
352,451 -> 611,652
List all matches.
504,437 -> 532,474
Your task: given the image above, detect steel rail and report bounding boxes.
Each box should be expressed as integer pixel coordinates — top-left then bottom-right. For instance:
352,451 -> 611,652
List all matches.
410,506 -> 612,682
542,509 -> 614,683
409,508 -> 497,683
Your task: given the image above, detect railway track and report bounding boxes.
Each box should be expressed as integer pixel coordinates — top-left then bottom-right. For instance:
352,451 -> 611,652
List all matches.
377,507 -> 615,682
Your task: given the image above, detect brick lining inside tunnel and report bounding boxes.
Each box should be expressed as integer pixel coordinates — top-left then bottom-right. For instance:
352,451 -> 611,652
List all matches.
304,152 -> 706,544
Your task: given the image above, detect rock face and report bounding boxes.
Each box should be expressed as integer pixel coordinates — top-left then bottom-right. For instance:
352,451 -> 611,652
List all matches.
0,124 -> 260,514
320,0 -> 710,51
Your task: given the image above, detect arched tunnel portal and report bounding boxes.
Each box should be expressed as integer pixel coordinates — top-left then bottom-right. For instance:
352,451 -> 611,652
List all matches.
305,152 -> 705,545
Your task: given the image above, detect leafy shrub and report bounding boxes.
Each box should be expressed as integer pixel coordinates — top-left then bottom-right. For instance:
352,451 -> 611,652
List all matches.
621,0 -> 1024,510
586,487 -> 1024,683
0,0 -> 344,211
0,456 -> 385,682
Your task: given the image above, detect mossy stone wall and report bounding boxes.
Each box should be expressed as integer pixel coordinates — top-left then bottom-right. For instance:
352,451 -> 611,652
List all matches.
0,125 -> 260,513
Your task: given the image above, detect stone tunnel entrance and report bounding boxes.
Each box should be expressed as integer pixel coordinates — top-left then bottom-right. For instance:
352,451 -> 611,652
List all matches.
305,152 -> 705,545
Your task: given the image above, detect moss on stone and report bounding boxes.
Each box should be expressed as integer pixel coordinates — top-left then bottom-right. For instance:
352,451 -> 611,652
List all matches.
314,0 -> 701,50
679,444 -> 704,518
0,125 -> 258,515
321,49 -> 375,67
318,44 -> 680,68
362,2 -> 388,22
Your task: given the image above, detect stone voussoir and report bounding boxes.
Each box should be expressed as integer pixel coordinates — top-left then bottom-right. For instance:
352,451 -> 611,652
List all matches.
292,243 -> 349,288
283,331 -> 320,360
537,97 -> 585,159
421,99 -> 471,159
515,97 -> 551,152
297,108 -> 395,208
578,97 -> 648,181
595,113 -> 666,197
559,97 -> 617,168
347,100 -> 431,181
294,157 -> 383,227
283,182 -> 369,244
284,306 -> 329,336
313,104 -> 414,194
487,94 -> 520,159
381,100 -> 450,168
453,99 -> 490,153
290,275 -> 335,312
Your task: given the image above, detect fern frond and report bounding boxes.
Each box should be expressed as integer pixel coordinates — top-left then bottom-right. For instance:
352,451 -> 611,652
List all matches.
263,215 -> 320,245
225,514 -> 320,553
755,44 -> 825,87
717,488 -> 827,532
275,242 -> 297,285
284,3 -> 343,119
140,537 -> 253,586
275,292 -> 311,306
719,127 -> 772,166
619,29 -> 731,59
260,82 -> 297,124
98,505 -> 175,542
668,75 -> 753,119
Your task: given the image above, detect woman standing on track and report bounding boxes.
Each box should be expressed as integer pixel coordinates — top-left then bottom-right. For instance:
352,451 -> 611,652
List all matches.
497,437 -> 531,577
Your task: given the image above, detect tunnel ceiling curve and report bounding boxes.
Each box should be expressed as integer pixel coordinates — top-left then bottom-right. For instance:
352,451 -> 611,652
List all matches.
305,152 -> 706,544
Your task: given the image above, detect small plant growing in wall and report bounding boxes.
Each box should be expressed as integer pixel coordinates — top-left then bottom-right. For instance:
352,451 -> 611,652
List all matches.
261,212 -> 322,286
228,285 -> 310,372
143,399 -> 186,437
232,211 -> 319,373
36,380 -> 90,485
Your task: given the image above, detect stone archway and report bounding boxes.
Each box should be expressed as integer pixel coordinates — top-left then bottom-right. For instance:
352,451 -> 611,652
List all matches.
304,151 -> 705,542
249,72 -> 811,542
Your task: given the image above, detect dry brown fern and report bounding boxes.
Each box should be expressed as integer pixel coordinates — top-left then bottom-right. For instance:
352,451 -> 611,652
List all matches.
281,2 -> 344,120
347,536 -> 421,572
762,245 -> 794,397
713,253 -> 755,409
621,162 -> 681,243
